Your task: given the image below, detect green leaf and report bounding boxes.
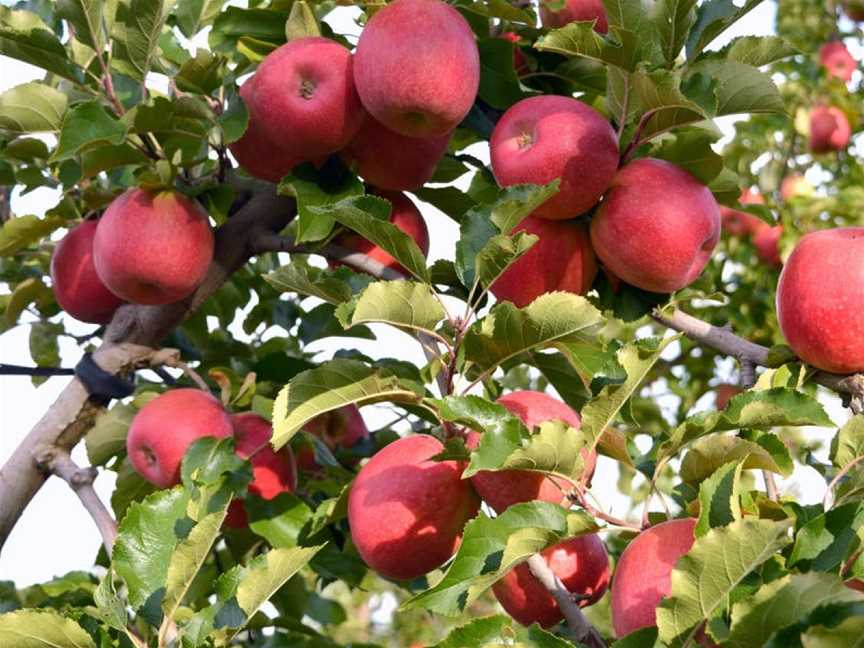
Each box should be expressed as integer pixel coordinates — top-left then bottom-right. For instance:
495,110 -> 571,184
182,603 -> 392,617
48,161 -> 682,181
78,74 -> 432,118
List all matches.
727,572 -> 864,648
403,501 -> 598,616
113,488 -> 189,618
265,264 -> 354,305
686,0 -> 765,59
92,571 -> 128,632
695,460 -> 743,536
801,616 -> 864,648
85,401 -> 136,466
687,59 -> 785,117
656,518 -> 793,647
111,458 -> 156,520
175,0 -> 223,38
462,292 -> 604,379
474,231 -> 538,290
0,82 -> 67,133
284,0 -> 319,41
0,609 -> 96,648
0,214 -> 64,257
721,35 -> 798,66
6,277 -> 52,325
477,37 -> 524,110
653,0 -> 698,64
789,502 -> 864,572
29,321 -> 62,371
434,614 -> 575,647
318,195 -> 430,282
278,163 -> 364,243
680,434 -> 793,484
335,281 -> 446,337
52,101 -> 127,161
632,67 -> 706,140
112,0 -> 174,81
209,7 -> 288,53
246,493 -> 313,547
218,92 -> 248,144
831,415 -> 864,469
271,359 -> 423,449
0,8 -> 81,82
175,50 -> 225,95
651,126 -> 723,184
57,0 -> 105,52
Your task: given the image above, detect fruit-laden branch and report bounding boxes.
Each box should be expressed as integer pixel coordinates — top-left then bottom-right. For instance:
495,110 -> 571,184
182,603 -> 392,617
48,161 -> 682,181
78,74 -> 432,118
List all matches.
652,307 -> 864,412
0,187 -> 297,550
526,554 -> 607,648
37,447 -> 117,556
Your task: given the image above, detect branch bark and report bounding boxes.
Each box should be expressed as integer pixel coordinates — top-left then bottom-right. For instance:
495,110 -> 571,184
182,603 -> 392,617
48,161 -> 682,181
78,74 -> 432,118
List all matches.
0,186 -> 297,551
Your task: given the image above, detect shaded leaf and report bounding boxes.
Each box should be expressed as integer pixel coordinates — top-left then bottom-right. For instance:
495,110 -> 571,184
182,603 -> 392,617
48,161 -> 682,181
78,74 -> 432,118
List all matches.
335,281 -> 446,337
0,82 -> 67,132
0,609 -> 95,648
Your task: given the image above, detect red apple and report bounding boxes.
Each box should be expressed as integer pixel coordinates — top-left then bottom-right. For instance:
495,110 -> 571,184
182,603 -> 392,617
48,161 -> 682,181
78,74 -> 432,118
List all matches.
590,158 -> 720,294
490,95 -> 619,220
720,190 -> 764,237
94,188 -> 213,305
780,174 -> 813,201
348,435 -> 480,580
809,106 -> 851,153
610,517 -> 697,638
342,115 -> 451,191
127,389 -> 233,488
844,1 -> 864,22
777,227 -> 864,373
493,534 -> 610,627
847,578 -> 864,592
224,413 -> 298,529
296,405 -> 370,471
753,224 -> 783,267
500,32 -> 529,75
354,0 -> 480,137
234,37 -> 364,176
330,191 -> 429,275
820,41 -> 856,82
715,384 -> 742,410
490,216 -> 597,308
539,0 -> 608,32
50,220 -> 123,324
468,391 -> 596,513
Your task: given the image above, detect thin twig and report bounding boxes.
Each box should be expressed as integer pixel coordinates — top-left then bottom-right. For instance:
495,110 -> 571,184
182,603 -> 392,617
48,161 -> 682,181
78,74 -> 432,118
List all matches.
169,359 -> 210,391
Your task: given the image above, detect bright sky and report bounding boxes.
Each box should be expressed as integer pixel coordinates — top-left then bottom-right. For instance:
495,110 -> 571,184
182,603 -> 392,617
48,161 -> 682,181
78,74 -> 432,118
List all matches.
0,0 -> 839,588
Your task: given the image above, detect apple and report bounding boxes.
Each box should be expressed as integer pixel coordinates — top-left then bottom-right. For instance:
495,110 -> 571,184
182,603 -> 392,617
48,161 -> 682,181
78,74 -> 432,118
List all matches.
715,384 -> 742,410
500,32 -> 529,75
127,389 -> 233,488
490,95 -> 619,220
809,106 -> 851,153
354,0 -> 480,137
329,191 -> 429,275
843,1 -> 864,22
847,579 -> 864,592
50,220 -> 123,324
590,158 -> 721,294
296,405 -> 370,471
490,216 -> 597,308
234,37 -> 364,176
780,174 -> 813,201
776,227 -> 864,373
348,434 -> 480,580
224,413 -> 298,529
468,391 -> 596,513
720,189 -> 764,237
539,0 -> 608,32
93,188 -> 214,305
493,534 -> 610,627
342,115 -> 451,191
753,224 -> 783,267
610,517 -> 697,638
820,41 -> 856,82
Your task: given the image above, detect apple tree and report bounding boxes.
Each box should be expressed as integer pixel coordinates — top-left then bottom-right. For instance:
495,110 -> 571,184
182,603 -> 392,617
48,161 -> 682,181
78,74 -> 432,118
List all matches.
1,0 -> 864,646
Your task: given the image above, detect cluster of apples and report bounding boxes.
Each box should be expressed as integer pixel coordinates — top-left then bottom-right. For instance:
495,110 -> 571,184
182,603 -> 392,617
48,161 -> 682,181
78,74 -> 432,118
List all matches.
51,188 -> 215,324
125,387 -> 367,528
346,389 -> 699,637
811,30 -> 858,153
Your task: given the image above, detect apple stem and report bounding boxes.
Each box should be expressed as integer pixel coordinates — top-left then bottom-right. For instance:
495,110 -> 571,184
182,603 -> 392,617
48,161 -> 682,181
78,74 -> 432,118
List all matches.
526,554 -> 608,647
35,446 -> 117,556
169,359 -> 210,392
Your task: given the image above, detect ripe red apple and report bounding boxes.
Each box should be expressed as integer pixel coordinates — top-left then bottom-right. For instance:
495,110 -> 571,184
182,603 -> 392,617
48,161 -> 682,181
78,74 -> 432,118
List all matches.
500,32 -> 529,75
468,391 -> 596,513
490,216 -> 597,308
127,389 -> 233,488
224,413 -> 298,529
820,41 -> 856,82
234,37 -> 364,175
50,220 -> 123,324
490,95 -> 619,220
296,405 -> 370,471
93,188 -> 214,305
347,435 -> 480,580
590,158 -> 720,294
354,0 -> 480,137
777,227 -> 864,373
847,578 -> 864,592
844,1 -> 864,22
715,384 -> 742,410
753,224 -> 783,267
809,106 -> 851,153
780,174 -> 813,201
539,0 -> 608,32
720,189 -> 764,237
342,115 -> 451,191
229,115 -> 301,184
493,535 -> 610,627
610,517 -> 697,638
329,191 -> 429,275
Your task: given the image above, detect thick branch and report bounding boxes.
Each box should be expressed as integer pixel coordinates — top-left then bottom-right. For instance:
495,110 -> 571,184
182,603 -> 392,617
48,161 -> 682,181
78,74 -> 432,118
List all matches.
526,554 -> 607,647
37,448 -> 117,556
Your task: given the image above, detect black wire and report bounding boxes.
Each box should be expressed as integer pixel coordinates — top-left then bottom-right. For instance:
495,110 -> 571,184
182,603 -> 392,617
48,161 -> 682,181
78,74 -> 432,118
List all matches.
0,364 -> 76,377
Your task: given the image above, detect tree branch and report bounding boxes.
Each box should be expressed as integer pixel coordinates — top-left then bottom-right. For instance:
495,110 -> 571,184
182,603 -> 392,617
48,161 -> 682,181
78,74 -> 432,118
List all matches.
36,447 -> 117,556
526,554 -> 607,647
